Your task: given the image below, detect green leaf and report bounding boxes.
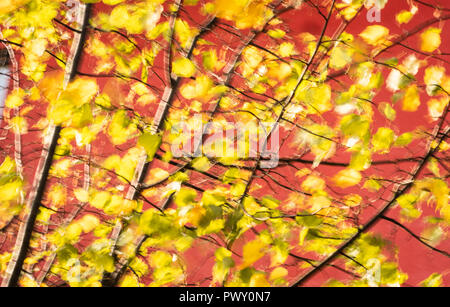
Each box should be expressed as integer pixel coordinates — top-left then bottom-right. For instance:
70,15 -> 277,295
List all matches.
395,132 -> 413,147
296,213 -> 323,228
397,194 -> 421,219
372,127 -> 395,153
139,210 -> 175,237
202,50 -> 217,71
174,188 -> 197,207
191,156 -> 211,172
378,102 -> 396,121
380,262 -> 408,286
340,114 -> 370,143
350,148 -> 372,171
56,244 -> 78,266
260,196 -> 280,209
138,133 -> 162,162
202,191 -> 226,207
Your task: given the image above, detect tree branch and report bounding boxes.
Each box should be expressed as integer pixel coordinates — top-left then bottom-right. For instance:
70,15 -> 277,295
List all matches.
0,2 -> 92,287
380,215 -> 450,258
290,104 -> 450,287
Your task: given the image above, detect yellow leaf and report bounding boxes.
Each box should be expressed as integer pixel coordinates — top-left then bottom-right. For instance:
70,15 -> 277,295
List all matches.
212,247 -> 233,285
20,275 -> 38,287
421,226 -> 443,246
428,97 -> 448,119
5,90 -> 25,109
267,29 -> 285,39
333,169 -> 362,188
29,86 -> 40,101
270,267 -> 288,281
0,0 -> 29,15
249,273 -> 270,287
48,184 -> 67,208
307,195 -> 331,212
330,44 -> 353,69
95,94 -> 112,109
149,250 -> 173,268
213,0 -> 272,29
10,116 -> 28,134
180,75 -> 213,100
295,168 -> 311,178
395,132 -> 413,147
48,78 -> 98,125
116,148 -> 141,182
137,93 -> 157,106
443,76 -> 450,93
350,148 -> 372,171
441,205 -> 450,223
299,227 -> 309,246
420,27 -> 441,53
0,180 -> 22,202
424,66 -> 445,96
50,159 -> 72,178
172,57 -> 196,78
62,78 -> 99,108
396,10 -> 414,24
66,223 -> 82,241
359,25 -> 389,46
25,38 -> 47,57
242,197 -> 263,215
421,273 -> 443,287
78,215 -> 100,233
0,156 -> 16,174
186,205 -> 206,227
296,82 -> 332,114
416,179 -> 449,221
74,188 -> 89,203
108,110 -> 137,145
131,82 -> 150,96
301,175 -> 325,193
90,191 -> 111,209
175,19 -> 199,49
103,155 -> 121,171
174,188 -> 197,207
268,62 -> 292,81
372,127 -> 395,153
241,239 -> 267,268
429,179 -> 449,210
138,133 -> 162,161
336,1 -> 363,20
37,207 -> 54,223
146,168 -> 170,186
103,195 -> 135,216
191,156 -> 211,172
278,42 -> 295,57
344,194 -> 362,207
119,274 -> 140,287
402,85 -> 421,112
109,3 -> 159,35
378,102 -> 396,121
